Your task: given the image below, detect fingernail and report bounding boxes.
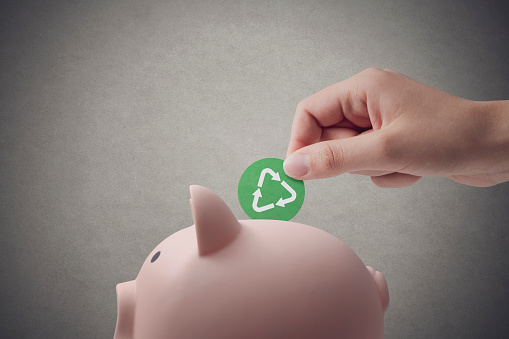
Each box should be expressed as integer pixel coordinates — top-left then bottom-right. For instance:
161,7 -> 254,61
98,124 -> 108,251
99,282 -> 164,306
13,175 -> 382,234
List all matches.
284,154 -> 309,178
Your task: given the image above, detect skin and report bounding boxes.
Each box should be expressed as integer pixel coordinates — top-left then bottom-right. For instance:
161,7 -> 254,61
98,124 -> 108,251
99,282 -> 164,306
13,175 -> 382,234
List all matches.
284,68 -> 509,188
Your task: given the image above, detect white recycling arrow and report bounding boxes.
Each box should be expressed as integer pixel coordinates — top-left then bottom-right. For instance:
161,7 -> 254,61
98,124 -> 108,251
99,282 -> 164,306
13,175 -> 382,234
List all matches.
275,181 -> 297,207
257,168 -> 281,187
252,188 -> 274,212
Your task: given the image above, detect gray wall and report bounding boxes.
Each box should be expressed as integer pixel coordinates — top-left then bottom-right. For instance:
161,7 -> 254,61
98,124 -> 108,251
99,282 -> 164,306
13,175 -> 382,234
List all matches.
1,0 -> 508,338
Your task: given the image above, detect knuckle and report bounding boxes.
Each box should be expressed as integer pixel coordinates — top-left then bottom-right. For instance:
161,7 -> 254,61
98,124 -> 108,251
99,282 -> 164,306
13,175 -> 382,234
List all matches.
296,98 -> 309,113
317,142 -> 344,173
360,67 -> 390,90
361,67 -> 384,79
362,67 -> 383,74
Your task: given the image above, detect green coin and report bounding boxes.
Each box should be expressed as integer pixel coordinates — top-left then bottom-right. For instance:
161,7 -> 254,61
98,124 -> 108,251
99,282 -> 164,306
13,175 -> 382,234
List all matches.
238,158 -> 305,221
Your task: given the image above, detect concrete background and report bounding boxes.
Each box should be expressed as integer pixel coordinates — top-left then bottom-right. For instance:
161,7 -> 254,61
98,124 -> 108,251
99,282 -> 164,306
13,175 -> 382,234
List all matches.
1,0 -> 508,338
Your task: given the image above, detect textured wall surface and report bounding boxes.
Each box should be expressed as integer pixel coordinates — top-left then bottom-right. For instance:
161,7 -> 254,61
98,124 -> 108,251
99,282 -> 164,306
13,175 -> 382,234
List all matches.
1,0 -> 508,338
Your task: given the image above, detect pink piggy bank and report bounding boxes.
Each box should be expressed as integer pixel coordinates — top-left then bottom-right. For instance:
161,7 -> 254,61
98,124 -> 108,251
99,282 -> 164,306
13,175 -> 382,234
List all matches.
114,185 -> 389,339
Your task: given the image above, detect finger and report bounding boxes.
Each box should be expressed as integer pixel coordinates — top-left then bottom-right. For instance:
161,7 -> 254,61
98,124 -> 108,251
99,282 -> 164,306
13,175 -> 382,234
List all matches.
370,173 -> 422,188
320,127 -> 359,141
350,170 -> 393,176
284,129 -> 397,179
330,119 -> 368,131
321,129 -> 385,175
347,129 -> 391,176
286,72 -> 375,157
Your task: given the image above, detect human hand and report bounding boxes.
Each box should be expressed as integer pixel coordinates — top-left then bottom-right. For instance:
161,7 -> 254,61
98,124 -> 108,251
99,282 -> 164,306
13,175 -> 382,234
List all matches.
284,68 -> 509,187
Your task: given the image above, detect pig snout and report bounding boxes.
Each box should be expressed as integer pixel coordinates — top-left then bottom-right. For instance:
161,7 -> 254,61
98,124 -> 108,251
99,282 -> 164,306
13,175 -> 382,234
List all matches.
114,280 -> 137,339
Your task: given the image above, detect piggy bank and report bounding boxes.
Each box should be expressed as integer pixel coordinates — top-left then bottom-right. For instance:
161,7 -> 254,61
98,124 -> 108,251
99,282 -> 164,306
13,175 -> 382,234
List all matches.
114,185 -> 389,339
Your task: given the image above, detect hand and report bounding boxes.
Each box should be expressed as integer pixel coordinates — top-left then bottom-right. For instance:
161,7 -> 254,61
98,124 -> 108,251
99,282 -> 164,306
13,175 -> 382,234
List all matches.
284,68 -> 509,187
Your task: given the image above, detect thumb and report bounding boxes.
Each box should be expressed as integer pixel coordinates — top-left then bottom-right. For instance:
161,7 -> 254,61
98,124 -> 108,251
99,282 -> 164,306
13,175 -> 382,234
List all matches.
283,130 -> 395,180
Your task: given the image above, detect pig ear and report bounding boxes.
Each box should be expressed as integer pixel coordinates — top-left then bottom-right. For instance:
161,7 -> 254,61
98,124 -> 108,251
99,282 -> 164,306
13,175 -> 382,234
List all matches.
366,266 -> 390,313
189,185 -> 241,256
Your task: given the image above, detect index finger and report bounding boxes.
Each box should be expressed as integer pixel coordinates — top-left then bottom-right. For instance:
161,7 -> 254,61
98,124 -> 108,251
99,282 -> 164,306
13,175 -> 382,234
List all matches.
286,73 -> 373,157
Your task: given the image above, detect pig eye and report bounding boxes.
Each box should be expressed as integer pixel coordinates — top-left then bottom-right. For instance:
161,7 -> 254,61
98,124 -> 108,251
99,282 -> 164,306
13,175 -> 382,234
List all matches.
151,251 -> 161,263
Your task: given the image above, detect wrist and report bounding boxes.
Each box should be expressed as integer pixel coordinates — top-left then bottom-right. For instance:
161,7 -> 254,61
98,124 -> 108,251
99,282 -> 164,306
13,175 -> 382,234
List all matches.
475,100 -> 509,148
469,99 -> 509,182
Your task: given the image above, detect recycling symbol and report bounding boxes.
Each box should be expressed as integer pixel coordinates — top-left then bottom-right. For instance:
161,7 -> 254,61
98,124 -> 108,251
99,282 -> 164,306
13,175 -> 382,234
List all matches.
252,168 -> 297,212
238,158 -> 305,221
